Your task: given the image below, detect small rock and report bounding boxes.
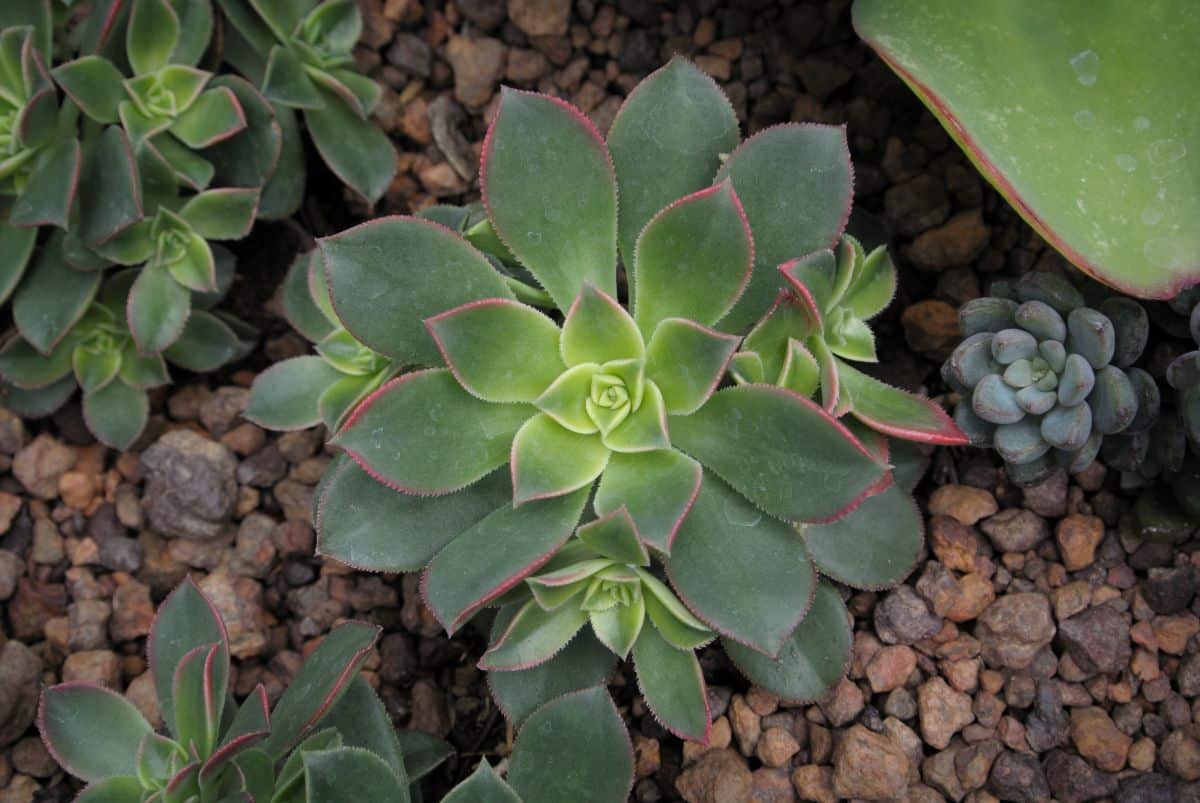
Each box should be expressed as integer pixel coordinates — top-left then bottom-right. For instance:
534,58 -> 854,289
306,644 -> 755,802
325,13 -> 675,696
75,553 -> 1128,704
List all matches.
1070,706 -> 1131,772
904,209 -> 990,270
676,748 -> 752,803
1024,682 -> 1069,753
730,694 -> 762,755
955,738 -> 1002,791
125,670 -> 161,729
901,299 -> 960,359
875,586 -> 942,645
199,568 -> 267,658
274,479 -> 314,524
110,579 -> 155,643
11,738 -> 54,778
0,642 -> 41,745
756,727 -> 799,768
1152,613 -> 1200,654
1055,515 -> 1105,571
30,519 -> 63,564
929,485 -> 998,525
791,765 -> 835,803
62,649 -> 122,690
0,406 -> 26,454
750,768 -> 793,802
0,493 -> 20,534
12,434 -> 76,499
987,751 -> 1051,802
867,645 -> 917,693
507,0 -> 570,36
1115,773 -> 1178,803
916,562 -> 995,623
1057,602 -> 1131,675
386,32 -> 432,77
976,592 -> 1055,669
884,174 -> 950,237
68,599 -> 112,651
929,516 -> 986,573
141,430 -> 238,540
633,733 -> 660,779
1022,470 -> 1068,518
1161,730 -> 1200,781
1043,749 -> 1117,803
831,724 -> 909,801
818,677 -> 864,728
0,549 -> 22,599
981,508 -> 1049,552
446,35 -> 506,108
918,677 -> 974,750
409,679 -> 451,737
1144,566 -> 1197,614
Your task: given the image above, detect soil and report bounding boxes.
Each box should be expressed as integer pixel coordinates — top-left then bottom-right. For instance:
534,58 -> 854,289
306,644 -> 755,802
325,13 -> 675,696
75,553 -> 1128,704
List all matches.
3,2 -> 1199,802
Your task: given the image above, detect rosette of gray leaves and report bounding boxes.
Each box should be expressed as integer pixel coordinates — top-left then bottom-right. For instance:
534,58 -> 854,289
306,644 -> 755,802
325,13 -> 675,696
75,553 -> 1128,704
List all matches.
943,274 -> 1148,484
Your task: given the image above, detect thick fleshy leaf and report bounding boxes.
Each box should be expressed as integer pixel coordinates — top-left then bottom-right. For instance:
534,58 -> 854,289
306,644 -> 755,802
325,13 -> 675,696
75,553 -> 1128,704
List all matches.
589,590 -> 644,657
560,283 -> 643,366
13,236 -> 99,355
395,730 -> 454,783
443,762 -> 521,803
1,375 -> 76,418
314,676 -> 408,784
128,266 -> 190,355
10,137 -> 82,228
261,621 -> 380,760
261,45 -> 323,109
507,687 -> 633,803
316,456 -> 510,572
145,133 -> 215,190
743,291 -> 822,384
281,251 -> 335,341
671,385 -> 888,523
482,88 -> 617,310
779,250 -> 837,315
594,449 -> 701,553
779,339 -> 821,396
173,643 -> 223,757
422,488 -> 588,633
644,319 -> 739,415
666,474 -> 815,656
716,125 -> 853,331
320,217 -> 512,364
304,89 -> 396,204
127,0 -> 180,75
53,56 -> 126,123
637,570 -> 713,650
481,598 -> 590,670
0,1 -> 51,57
205,76 -> 282,190
723,581 -> 851,701
843,245 -> 897,321
855,0 -> 1200,299
608,56 -> 740,276
149,578 -> 228,736
535,362 -> 601,434
78,126 -> 142,246
83,380 -> 149,450
803,483 -> 924,589
0,223 -> 36,304
201,686 -> 269,783
311,67 -> 380,120
426,298 -> 563,402
838,360 -> 967,445
258,103 -> 305,219
302,748 -> 407,803
75,776 -> 143,802
39,683 -> 152,783
319,371 -> 384,430
179,189 -> 259,240
117,343 -> 167,392
511,413 -> 609,505
167,0 -> 214,66
0,336 -> 74,390
488,608 -> 616,726
601,379 -> 670,454
245,356 -> 342,430
633,623 -> 709,743
578,508 -> 650,565
634,181 -> 753,336
170,87 -> 247,148
333,369 -> 530,495
162,310 -> 246,371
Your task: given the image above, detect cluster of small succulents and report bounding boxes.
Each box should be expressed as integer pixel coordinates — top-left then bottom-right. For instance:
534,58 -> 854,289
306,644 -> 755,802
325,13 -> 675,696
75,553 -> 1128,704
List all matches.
944,272 -> 1149,484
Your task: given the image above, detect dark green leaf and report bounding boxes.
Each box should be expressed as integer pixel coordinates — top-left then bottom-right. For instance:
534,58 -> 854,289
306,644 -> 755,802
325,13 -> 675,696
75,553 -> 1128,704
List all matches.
83,380 -> 149,449
78,126 -> 142,246
442,762 -> 521,803
1,374 -> 75,418
632,623 -> 709,743
315,676 -> 408,783
204,76 -> 282,190
244,356 -> 340,431
304,88 -> 396,204
0,221 -> 36,304
149,578 -> 229,737
803,481 -> 924,590
39,683 -> 152,783
128,266 -> 190,354
9,138 -> 81,229
163,310 -> 245,371
13,235 -> 100,354
52,56 -> 126,123
261,45 -> 323,109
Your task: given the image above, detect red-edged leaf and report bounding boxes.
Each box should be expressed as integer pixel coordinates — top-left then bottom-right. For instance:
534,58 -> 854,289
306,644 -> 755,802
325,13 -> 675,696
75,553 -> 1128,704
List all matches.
837,359 -> 967,445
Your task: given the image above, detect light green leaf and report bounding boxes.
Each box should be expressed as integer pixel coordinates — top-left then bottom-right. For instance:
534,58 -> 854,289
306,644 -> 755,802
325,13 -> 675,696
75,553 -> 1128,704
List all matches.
179,188 -> 260,240
481,88 -> 618,310
75,776 -> 143,802
511,413 -> 609,505
837,360 -> 967,445
170,87 -> 247,148
442,762 -> 521,803
594,449 -> 701,553
172,643 -> 223,758
644,319 -> 739,415
148,577 -> 228,736
244,356 -> 341,430
560,282 -> 643,366
127,0 -> 180,75
633,623 -> 709,743
534,362 -> 600,434
779,338 -> 820,397
480,598 -> 590,670
589,593 -> 644,658
72,345 -> 119,393
743,292 -> 823,384
577,508 -> 649,565
128,266 -> 190,354
842,244 -> 896,321
600,379 -> 669,453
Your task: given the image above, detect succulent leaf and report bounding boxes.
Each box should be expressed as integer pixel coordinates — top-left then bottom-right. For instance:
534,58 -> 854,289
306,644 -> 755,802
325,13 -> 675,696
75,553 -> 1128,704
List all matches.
443,761 -> 521,802
83,378 -> 149,450
593,448 -> 702,553
0,222 -> 36,304
837,360 -> 966,445
511,413 -> 610,505
127,264 -> 190,355
482,599 -> 591,671
302,87 -> 396,204
959,297 -> 1017,335
560,283 -> 644,366
13,235 -> 100,355
802,483 -> 924,589
39,684 -> 152,783
301,748 -> 408,803
1090,364 -> 1138,434
577,508 -> 649,565
632,623 -> 710,743
244,356 -> 342,430
643,318 -> 739,415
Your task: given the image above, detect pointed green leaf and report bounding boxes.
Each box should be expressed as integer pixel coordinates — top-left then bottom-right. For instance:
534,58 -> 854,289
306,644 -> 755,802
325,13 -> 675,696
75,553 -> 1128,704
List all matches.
666,474 -> 816,656
170,87 -> 247,148
261,45 -> 323,109
281,251 -> 335,341
0,222 -> 36,304
395,730 -> 453,782
426,298 -> 564,403
245,356 -> 341,431
179,188 -> 260,240
607,56 -> 740,276
578,508 -> 650,565
644,319 -> 739,415
671,385 -> 888,523
512,413 -> 609,505
332,369 -> 531,495
589,593 -> 644,658
837,360 -> 967,445
481,598 -> 590,670
600,379 -> 669,453
827,317 -> 877,362
14,235 -> 99,354
309,66 -> 378,119
1,375 -> 76,418
594,449 -> 701,553
842,245 -> 896,321
76,776 -> 143,802
319,371 -> 382,430
128,266 -> 190,354
442,762 -> 521,803
779,338 -> 821,396
507,687 -> 633,803
423,487 -> 588,632
633,181 -> 753,336
149,578 -> 229,736
258,102 -> 306,219
304,89 -> 396,204
53,56 -> 126,123
716,124 -> 853,332
0,336 -> 74,389
320,217 -> 512,364
316,456 -> 510,572
127,0 -> 180,75
172,643 -> 223,757
314,676 -> 408,784
39,683 -> 152,783
78,126 -> 142,246
535,362 -> 601,434
301,748 -> 407,803
10,137 -> 81,228
802,482 -> 924,589
162,310 -> 244,371
261,620 -> 379,760
560,282 -> 642,366
723,580 -> 851,701
145,133 -> 214,191
481,88 -> 617,310
73,345 -> 120,393
743,292 -> 823,385
633,623 -> 709,743
638,571 -> 714,650
162,230 -> 216,293
167,0 -> 214,66
204,75 -> 282,190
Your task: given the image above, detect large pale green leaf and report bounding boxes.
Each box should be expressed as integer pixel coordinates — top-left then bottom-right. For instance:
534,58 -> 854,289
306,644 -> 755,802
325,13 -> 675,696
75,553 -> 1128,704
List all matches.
83,380 -> 148,450
854,0 -> 1200,298
442,762 -> 521,803
422,488 -> 588,633
723,580 -> 851,701
803,483 -> 924,589
149,577 -> 228,735
671,385 -> 888,523
593,449 -> 702,553
179,188 -> 259,240
331,369 -> 531,495
244,356 -> 341,430
13,236 -> 99,355
302,748 -> 407,803
320,216 -> 512,364
426,298 -> 564,402
170,86 -> 247,148
316,457 -> 510,572
607,57 -> 740,276
560,283 -> 644,366
632,623 -> 709,743
481,88 -> 618,310
304,88 -> 396,204
716,125 -> 853,331
633,181 -> 753,336
39,684 -> 152,783
666,474 -> 815,656
837,360 -> 967,445
511,414 -> 609,505
644,319 -> 739,415
507,688 -> 633,803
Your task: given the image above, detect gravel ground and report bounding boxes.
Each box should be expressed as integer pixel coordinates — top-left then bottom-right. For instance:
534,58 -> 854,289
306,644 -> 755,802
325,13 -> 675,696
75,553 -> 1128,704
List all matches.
2,2 -> 1199,802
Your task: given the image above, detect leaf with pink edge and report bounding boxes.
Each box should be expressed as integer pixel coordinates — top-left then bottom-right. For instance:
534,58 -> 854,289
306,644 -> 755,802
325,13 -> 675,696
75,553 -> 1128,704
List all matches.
426,298 -> 564,403
743,292 -> 822,385
511,413 -> 609,505
636,569 -> 713,650
600,379 -> 669,454
480,598 -> 590,670
671,385 -> 887,523
332,369 -> 532,496
51,57 -> 124,123
83,379 -> 148,450
127,0 -> 180,75
245,356 -> 342,431
179,188 -> 259,240
127,265 -> 190,355
303,86 -> 397,204
443,761 -> 521,803
170,87 -> 247,149
14,234 -> 100,355
666,473 -> 815,656
0,222 -> 36,305
778,339 -> 820,397
422,487 -> 588,633
837,360 -> 966,445
39,684 -> 151,783
560,283 -> 643,366
535,362 -> 600,434
644,319 -> 739,415
716,125 -> 852,332
482,88 -> 618,310
577,507 -> 649,565
633,622 -> 710,743
10,137 -> 81,229
632,180 -> 753,336
173,643 -> 224,757
594,449 -> 701,553
802,482 -> 924,589
149,577 -> 228,736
